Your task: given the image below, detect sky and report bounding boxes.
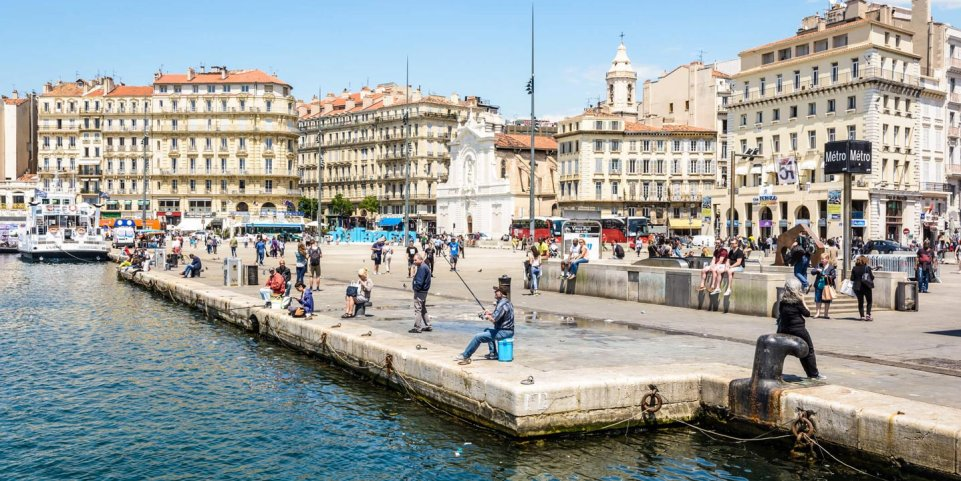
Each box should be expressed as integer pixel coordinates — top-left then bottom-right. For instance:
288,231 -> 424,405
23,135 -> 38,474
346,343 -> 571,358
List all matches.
2,0 -> 960,121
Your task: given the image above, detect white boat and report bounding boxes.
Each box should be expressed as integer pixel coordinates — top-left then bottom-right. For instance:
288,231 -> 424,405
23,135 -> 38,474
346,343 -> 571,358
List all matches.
19,190 -> 109,262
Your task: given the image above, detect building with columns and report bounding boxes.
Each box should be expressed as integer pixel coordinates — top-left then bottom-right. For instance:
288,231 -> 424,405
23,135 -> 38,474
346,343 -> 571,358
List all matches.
945,26 -> 961,233
713,0 -> 945,244
296,83 -> 498,233
436,111 -> 557,237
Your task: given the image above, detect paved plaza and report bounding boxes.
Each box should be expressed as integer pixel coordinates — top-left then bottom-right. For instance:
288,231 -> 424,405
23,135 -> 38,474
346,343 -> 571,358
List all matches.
165,240 -> 961,409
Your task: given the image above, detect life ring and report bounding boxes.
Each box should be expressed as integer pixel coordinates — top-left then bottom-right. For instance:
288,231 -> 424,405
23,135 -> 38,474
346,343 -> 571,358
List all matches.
45,205 -> 55,212
67,205 -> 78,212
77,227 -> 87,235
48,225 -> 60,234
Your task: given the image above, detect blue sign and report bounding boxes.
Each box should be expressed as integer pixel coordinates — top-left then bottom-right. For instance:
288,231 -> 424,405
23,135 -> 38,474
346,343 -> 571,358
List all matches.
113,219 -> 135,228
851,219 -> 866,228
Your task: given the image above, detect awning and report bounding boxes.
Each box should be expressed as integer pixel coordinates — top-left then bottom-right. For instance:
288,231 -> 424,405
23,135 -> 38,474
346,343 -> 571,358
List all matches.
174,217 -> 204,232
378,218 -> 403,227
750,165 -> 762,174
735,166 -> 749,176
763,163 -> 777,174
669,218 -> 703,230
799,160 -> 818,171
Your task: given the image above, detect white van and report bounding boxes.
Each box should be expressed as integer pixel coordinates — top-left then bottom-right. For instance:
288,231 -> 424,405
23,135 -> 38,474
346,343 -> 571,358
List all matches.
113,226 -> 136,248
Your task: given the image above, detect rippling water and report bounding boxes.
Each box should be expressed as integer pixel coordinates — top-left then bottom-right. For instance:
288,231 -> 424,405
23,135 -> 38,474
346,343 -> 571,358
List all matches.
0,258 -> 910,480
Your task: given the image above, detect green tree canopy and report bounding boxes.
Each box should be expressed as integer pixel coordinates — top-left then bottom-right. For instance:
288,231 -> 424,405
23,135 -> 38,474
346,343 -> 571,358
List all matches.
329,194 -> 354,218
358,195 -> 380,217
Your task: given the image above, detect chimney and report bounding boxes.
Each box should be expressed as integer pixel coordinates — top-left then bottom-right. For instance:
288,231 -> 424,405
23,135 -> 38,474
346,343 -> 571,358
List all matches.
43,82 -> 53,94
221,67 -> 227,80
102,76 -> 115,94
449,93 -> 459,104
154,71 -> 162,81
11,90 -> 18,99
187,67 -> 195,81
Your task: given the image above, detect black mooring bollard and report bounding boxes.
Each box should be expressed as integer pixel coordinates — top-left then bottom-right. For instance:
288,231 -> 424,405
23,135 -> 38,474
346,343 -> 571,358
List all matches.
729,333 -> 809,423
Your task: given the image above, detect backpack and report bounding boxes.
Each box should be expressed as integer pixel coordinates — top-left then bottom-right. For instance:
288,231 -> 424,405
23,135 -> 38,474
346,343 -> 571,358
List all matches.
309,247 -> 321,265
614,243 -> 625,259
798,235 -> 815,256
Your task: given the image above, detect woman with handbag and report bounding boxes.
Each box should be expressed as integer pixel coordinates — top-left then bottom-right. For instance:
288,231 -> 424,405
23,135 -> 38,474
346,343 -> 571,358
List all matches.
777,278 -> 824,380
851,255 -> 875,321
343,268 -> 374,318
812,257 -> 837,319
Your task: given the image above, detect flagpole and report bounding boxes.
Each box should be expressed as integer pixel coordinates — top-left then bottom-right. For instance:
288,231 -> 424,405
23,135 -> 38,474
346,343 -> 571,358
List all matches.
528,4 -> 536,239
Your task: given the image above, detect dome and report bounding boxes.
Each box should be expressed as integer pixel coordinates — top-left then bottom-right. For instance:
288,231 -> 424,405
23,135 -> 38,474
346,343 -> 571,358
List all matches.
607,42 -> 636,76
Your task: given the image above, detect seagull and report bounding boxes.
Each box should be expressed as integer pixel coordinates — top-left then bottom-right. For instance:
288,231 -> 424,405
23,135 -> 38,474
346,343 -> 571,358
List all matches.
478,269 -> 482,272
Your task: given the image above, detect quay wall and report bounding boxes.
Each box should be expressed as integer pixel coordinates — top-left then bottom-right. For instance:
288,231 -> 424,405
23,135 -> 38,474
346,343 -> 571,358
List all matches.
113,259 -> 961,478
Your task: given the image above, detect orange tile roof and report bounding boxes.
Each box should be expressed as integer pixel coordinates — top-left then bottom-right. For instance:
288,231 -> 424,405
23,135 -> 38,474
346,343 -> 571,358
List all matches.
711,70 -> 732,79
40,83 -> 84,97
2,97 -> 30,106
83,87 -> 104,97
106,85 -> 152,97
154,69 -> 290,87
495,133 -> 557,151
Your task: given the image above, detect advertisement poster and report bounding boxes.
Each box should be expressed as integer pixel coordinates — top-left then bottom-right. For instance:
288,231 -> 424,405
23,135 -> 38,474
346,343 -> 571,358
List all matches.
777,156 -> 798,185
701,196 -> 712,221
828,190 -> 842,220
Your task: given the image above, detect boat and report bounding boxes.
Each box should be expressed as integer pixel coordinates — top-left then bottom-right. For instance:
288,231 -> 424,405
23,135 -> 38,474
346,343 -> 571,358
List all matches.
19,190 -> 109,262
0,224 -> 20,253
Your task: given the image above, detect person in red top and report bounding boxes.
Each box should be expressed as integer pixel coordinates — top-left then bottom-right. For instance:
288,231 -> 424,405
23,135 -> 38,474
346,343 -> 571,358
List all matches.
698,241 -> 728,292
259,268 -> 287,304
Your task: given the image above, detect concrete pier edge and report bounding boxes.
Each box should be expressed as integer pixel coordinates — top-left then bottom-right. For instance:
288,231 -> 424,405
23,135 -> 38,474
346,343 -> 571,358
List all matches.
113,258 -> 961,479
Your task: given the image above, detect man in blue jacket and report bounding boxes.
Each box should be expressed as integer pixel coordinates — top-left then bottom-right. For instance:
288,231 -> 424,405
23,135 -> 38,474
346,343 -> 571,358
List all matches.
409,253 -> 432,333
181,254 -> 202,278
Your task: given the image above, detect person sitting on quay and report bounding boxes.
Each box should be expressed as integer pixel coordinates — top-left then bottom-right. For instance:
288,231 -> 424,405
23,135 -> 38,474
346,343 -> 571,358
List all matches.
724,238 -> 746,297
289,282 -> 314,318
454,286 -> 515,363
275,259 -> 292,295
259,268 -> 287,306
697,241 -> 726,292
181,254 -> 202,278
564,238 -> 589,280
342,268 -> 374,318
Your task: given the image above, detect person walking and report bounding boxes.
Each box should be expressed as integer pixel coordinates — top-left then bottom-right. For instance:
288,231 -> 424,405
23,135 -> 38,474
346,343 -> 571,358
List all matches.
409,253 -> 432,333
851,255 -> 875,321
916,241 -> 934,293
405,241 -> 419,278
776,278 -> 824,380
255,237 -> 267,266
307,240 -> 322,291
383,242 -> 394,274
371,238 -> 384,275
789,239 -> 811,292
294,242 -> 307,286
447,237 -> 460,271
229,236 -> 238,257
423,241 -> 436,277
811,257 -> 837,319
527,245 -> 542,295
454,286 -> 515,363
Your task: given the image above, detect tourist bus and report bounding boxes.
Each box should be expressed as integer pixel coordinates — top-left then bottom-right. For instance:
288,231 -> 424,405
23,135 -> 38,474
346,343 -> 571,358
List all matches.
236,222 -> 305,241
600,217 -> 628,243
626,216 -> 652,240
510,217 -> 566,242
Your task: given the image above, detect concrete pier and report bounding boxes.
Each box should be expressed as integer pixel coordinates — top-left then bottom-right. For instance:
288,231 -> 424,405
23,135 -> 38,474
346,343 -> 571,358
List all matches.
112,246 -> 961,479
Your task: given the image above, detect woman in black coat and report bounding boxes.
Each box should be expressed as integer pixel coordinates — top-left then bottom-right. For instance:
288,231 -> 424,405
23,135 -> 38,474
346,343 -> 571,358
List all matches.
777,277 -> 824,380
851,255 -> 875,321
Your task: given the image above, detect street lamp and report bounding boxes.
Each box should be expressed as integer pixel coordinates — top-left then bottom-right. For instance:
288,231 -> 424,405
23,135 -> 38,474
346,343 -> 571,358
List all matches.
727,147 -> 760,239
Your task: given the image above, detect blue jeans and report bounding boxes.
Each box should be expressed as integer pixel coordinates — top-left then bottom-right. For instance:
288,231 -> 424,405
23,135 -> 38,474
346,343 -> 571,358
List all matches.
462,328 -> 513,359
182,265 -> 196,277
793,256 -> 810,289
256,251 -> 265,264
917,267 -> 929,292
569,258 -> 588,276
231,247 -> 237,257
530,266 -> 541,290
296,265 -> 306,285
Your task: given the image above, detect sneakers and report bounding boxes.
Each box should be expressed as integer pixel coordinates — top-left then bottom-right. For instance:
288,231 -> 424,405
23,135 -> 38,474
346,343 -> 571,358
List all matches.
422,326 -> 433,332
809,374 -> 828,381
724,289 -> 732,297
710,288 -> 721,295
483,353 -> 499,360
408,328 -> 422,334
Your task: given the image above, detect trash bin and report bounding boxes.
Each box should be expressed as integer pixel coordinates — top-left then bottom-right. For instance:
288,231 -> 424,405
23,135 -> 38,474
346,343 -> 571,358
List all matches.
245,264 -> 259,286
896,280 -> 918,311
498,275 -> 511,299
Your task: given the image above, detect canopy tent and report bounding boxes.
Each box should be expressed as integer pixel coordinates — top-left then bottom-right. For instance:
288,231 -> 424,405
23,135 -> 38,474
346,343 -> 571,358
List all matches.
171,217 -> 204,232
305,221 -> 319,228
378,217 -> 403,227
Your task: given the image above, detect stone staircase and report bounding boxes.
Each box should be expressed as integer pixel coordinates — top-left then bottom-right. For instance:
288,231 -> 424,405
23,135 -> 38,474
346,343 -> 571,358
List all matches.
805,288 -> 865,317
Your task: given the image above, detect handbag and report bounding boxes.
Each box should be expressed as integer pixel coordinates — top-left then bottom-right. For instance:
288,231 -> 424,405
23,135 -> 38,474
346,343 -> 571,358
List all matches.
823,285 -> 835,301
839,279 -> 855,297
346,284 -> 359,297
861,272 -> 875,289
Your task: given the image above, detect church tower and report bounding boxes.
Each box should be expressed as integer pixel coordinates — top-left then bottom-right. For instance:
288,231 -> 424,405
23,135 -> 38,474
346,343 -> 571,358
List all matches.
606,40 -> 638,117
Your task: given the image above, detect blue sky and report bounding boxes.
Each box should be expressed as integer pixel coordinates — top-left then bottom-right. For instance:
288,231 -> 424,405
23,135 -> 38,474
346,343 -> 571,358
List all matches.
2,0 -> 959,120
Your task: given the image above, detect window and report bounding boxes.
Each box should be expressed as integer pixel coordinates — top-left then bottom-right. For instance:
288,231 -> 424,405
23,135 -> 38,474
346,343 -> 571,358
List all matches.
808,131 -> 817,149
776,74 -> 783,93
609,158 -> 621,173
831,62 -> 839,83
241,85 -> 250,93
595,120 -> 604,130
895,35 -> 901,48
762,52 -> 775,65
796,44 -> 809,57
595,182 -> 602,199
642,158 -> 650,174
851,58 -> 859,78
808,102 -> 817,116
756,111 -> 763,124
848,125 -> 856,140
827,99 -> 836,113
755,137 -> 764,155
778,48 -> 792,61
790,132 -> 798,151
760,77 -> 766,96
672,159 -> 680,174
594,140 -> 604,152
773,108 -> 781,121
740,114 -> 747,126
743,81 -> 750,99
793,70 -> 801,90
611,182 -> 619,196
790,105 -> 798,119
832,34 -> 848,48
610,140 -> 621,152
628,158 -> 637,173
814,39 -> 828,53
594,158 -> 603,172
656,159 -> 664,174
672,140 -> 681,152
773,135 -> 781,153
847,95 -> 856,110
669,102 -> 674,113
811,66 -> 819,86
828,127 -> 836,142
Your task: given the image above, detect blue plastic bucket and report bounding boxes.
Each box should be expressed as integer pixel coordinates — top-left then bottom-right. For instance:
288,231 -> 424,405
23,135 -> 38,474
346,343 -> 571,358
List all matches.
497,337 -> 514,362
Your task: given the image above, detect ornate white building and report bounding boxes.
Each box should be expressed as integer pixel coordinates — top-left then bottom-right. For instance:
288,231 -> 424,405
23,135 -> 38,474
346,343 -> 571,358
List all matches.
437,112 -> 557,236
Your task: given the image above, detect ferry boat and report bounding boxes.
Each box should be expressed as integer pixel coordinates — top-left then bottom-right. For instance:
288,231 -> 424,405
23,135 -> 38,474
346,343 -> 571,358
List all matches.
0,224 -> 20,253
19,190 -> 109,262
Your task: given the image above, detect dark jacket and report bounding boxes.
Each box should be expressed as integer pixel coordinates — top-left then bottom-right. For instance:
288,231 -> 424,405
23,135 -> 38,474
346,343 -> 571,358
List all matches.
851,264 -> 874,292
276,265 -> 291,282
189,256 -> 202,270
412,263 -> 431,293
778,301 -> 810,329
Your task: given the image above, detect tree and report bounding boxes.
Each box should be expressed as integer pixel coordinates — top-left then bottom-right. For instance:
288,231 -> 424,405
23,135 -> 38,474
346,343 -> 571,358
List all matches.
329,194 -> 355,224
358,195 -> 380,218
297,197 -> 317,220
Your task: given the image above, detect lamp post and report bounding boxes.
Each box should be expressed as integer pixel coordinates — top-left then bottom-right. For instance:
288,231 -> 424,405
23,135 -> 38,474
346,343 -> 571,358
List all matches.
403,58 -> 411,244
526,5 -> 536,239
316,86 -> 323,234
727,147 -> 760,239
141,107 -> 149,229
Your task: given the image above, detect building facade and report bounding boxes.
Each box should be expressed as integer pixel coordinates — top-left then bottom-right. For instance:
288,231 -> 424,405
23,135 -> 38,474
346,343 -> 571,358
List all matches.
38,80 -> 87,196
436,111 -> 557,237
297,83 -> 497,233
150,67 -> 300,228
946,27 -> 961,232
714,0 -> 940,244
0,92 -> 36,181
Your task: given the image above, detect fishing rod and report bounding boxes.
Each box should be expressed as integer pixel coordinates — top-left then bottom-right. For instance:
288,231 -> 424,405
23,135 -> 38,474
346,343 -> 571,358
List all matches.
434,249 -> 487,313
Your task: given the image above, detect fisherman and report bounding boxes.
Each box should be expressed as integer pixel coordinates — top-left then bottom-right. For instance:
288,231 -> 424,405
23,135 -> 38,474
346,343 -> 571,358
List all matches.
454,286 -> 515,362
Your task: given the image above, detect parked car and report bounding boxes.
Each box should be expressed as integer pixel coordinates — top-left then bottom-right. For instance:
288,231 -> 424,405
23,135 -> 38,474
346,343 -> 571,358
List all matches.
862,239 -> 912,254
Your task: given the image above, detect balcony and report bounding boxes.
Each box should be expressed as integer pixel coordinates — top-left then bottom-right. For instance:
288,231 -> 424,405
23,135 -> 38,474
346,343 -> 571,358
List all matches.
731,67 -> 920,105
920,182 -> 952,192
951,58 -> 961,72
951,93 -> 961,105
948,164 -> 961,178
950,127 -> 961,138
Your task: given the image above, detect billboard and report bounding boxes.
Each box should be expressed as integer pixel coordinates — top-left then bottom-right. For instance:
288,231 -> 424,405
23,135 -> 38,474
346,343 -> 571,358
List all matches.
824,140 -> 872,175
776,156 -> 799,184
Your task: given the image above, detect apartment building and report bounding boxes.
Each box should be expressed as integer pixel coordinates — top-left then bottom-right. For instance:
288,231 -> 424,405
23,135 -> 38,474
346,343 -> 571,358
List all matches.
150,67 -> 300,228
297,83 -> 497,232
0,91 -> 36,181
37,80 -> 87,196
716,0 -> 939,243
942,26 -> 961,233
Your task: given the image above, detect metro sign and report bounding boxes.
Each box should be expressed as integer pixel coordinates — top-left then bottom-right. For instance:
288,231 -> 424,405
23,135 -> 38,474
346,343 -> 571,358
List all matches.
824,140 -> 872,175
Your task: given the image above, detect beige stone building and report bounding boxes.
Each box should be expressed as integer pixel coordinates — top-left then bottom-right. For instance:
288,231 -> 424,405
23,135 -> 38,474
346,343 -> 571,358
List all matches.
714,0 -> 946,244
0,91 -> 36,181
297,83 -> 498,232
38,80 -> 86,196
946,26 -> 961,232
151,67 -> 300,228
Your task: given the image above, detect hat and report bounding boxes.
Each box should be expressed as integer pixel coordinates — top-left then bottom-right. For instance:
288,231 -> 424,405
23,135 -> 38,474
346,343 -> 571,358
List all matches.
492,285 -> 506,295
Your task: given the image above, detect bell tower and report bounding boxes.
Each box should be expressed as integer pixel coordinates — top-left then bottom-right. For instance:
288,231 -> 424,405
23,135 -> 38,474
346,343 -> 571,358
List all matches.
606,37 -> 638,117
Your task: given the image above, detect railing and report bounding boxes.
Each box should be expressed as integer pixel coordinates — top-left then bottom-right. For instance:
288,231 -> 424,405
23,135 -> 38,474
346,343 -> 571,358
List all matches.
947,164 -> 961,176
949,127 -> 960,138
732,67 -> 920,104
920,182 -> 952,192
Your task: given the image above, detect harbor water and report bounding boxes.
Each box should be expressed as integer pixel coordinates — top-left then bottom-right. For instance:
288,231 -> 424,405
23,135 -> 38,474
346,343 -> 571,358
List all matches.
0,258 -> 915,480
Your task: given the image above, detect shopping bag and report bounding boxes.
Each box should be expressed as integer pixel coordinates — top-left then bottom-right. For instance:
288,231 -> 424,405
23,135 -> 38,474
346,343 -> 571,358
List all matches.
839,279 -> 855,297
